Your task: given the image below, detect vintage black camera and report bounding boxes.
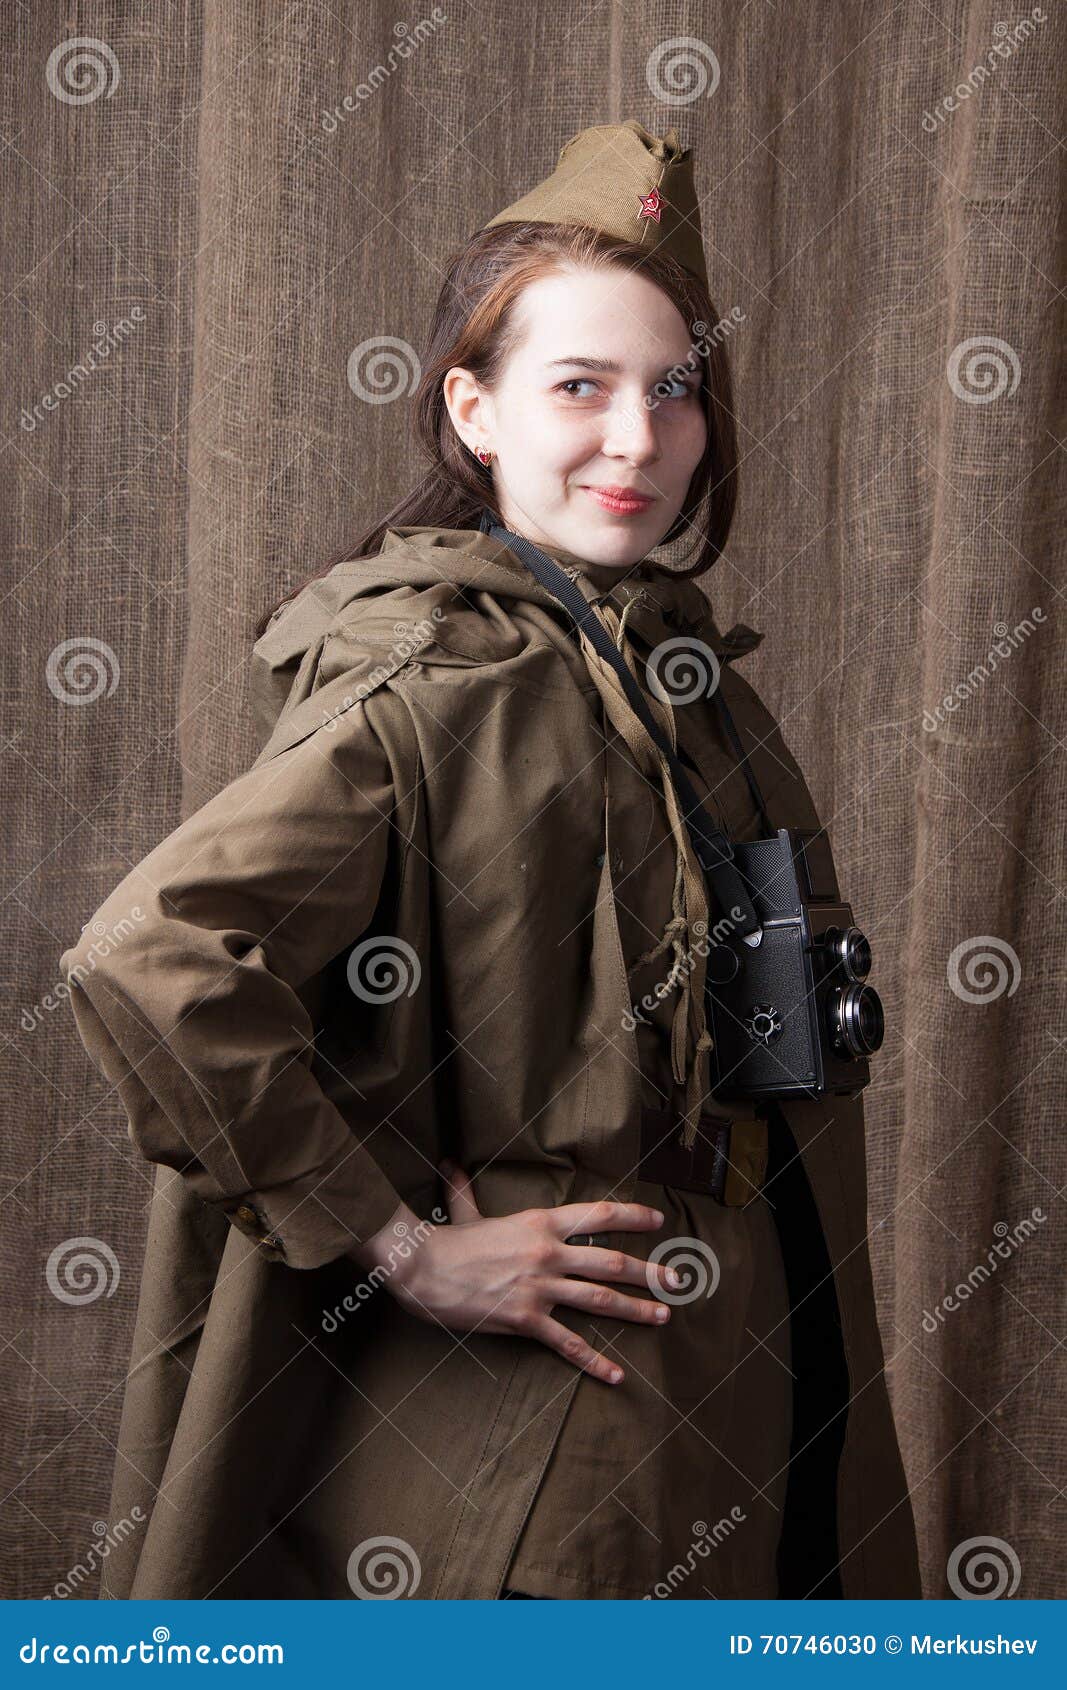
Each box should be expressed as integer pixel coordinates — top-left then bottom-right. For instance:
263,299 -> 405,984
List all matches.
704,827 -> 884,1103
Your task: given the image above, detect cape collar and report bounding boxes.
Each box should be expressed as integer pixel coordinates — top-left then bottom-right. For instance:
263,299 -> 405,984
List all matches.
392,524 -> 766,662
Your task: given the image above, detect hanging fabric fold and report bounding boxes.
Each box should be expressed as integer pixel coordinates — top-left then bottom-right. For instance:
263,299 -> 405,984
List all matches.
576,597 -> 715,1152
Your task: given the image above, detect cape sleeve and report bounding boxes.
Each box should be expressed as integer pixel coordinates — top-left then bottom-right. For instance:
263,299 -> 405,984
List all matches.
58,700 -> 408,1271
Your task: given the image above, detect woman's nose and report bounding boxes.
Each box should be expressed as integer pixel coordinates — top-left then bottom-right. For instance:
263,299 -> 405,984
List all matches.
600,397 -> 661,467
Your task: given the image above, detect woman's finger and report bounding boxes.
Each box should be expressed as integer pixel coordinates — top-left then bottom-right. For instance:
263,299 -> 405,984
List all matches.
525,1312 -> 626,1385
555,1240 -> 683,1295
538,1275 -> 671,1328
546,1197 -> 665,1237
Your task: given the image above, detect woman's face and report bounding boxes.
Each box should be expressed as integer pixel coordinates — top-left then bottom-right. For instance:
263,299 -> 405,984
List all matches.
446,265 -> 708,569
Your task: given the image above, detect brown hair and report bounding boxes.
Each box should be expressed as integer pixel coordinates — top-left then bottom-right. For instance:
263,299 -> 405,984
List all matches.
254,222 -> 738,640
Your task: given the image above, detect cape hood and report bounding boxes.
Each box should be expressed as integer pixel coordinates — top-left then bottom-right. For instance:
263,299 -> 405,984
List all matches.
250,523 -> 764,751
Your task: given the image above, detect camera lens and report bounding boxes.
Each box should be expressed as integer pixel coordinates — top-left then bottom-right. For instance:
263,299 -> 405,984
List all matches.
832,984 -> 885,1057
844,928 -> 872,981
825,925 -> 872,981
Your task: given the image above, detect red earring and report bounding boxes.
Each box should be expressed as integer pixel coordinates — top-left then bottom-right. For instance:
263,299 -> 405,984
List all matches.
474,445 -> 494,466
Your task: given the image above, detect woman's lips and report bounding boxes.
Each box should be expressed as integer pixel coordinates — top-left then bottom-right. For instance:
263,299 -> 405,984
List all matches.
583,486 -> 655,515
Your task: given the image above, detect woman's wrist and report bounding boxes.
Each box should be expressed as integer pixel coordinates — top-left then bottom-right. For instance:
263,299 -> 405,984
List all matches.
345,1199 -> 423,1275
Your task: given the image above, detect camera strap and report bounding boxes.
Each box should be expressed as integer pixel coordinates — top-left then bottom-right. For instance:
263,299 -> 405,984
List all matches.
710,678 -> 773,838
478,512 -> 762,940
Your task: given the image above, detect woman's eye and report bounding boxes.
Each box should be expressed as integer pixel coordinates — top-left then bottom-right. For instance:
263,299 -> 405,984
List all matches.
558,375 -> 700,400
555,377 -> 699,402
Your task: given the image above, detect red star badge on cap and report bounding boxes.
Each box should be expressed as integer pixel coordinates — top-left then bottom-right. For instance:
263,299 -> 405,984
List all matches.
637,187 -> 664,223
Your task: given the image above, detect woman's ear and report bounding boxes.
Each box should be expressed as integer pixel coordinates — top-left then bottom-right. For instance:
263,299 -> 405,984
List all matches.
443,365 -> 493,457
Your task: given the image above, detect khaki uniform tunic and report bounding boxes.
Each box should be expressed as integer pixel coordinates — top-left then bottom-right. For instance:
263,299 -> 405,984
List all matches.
274,565 -> 794,1602
61,529 -> 921,1601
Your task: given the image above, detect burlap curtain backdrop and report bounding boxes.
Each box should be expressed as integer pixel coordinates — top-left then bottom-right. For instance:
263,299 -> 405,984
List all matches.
3,1 -> 1063,1600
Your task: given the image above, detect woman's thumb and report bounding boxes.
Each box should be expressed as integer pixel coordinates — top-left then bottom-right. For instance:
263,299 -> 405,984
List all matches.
438,1158 -> 480,1222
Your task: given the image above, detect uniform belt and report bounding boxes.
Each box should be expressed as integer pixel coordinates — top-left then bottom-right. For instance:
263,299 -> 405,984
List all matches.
562,1105 -> 771,1248
636,1103 -> 770,1208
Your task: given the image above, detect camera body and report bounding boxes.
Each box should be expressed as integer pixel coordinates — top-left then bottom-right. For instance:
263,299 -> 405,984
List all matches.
705,827 -> 885,1103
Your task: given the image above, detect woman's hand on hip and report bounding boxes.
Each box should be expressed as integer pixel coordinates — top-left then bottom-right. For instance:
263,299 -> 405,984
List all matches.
356,1160 -> 679,1386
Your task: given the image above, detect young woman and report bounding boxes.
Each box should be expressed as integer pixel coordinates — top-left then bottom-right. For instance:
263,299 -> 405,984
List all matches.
61,122 -> 921,1601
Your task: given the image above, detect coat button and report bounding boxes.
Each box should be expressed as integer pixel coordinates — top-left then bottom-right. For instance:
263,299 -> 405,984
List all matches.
235,1203 -> 260,1227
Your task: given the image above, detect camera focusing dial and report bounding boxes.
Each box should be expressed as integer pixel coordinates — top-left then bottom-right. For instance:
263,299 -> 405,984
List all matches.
744,1002 -> 784,1046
